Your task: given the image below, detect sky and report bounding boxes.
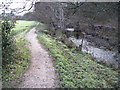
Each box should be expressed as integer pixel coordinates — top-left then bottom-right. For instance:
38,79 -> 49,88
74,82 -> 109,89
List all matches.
0,0 -> 119,16
0,0 -> 35,16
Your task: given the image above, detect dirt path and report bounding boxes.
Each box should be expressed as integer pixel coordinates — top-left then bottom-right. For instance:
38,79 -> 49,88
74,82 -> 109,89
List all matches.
19,27 -> 56,88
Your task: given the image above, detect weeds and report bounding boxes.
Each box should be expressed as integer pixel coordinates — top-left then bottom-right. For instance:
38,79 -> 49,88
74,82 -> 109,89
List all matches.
2,20 -> 37,88
37,29 -> 119,88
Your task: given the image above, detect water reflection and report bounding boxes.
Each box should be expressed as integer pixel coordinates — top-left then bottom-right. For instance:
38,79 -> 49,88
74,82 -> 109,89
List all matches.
68,36 -> 118,66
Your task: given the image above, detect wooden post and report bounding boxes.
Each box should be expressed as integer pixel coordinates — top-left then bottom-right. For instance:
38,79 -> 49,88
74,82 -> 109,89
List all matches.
79,32 -> 85,51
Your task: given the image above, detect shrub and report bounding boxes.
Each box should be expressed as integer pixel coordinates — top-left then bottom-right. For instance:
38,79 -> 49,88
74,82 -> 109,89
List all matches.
1,20 -> 16,65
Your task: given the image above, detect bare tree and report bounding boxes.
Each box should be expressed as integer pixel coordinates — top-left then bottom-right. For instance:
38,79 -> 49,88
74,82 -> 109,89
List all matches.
0,0 -> 35,18
34,2 -> 66,30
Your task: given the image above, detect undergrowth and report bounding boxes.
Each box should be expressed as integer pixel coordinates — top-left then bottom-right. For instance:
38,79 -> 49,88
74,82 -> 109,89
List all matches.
37,29 -> 119,88
2,20 -> 37,88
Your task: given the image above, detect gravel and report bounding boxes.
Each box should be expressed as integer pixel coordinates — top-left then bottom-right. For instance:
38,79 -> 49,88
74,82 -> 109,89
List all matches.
19,27 -> 56,88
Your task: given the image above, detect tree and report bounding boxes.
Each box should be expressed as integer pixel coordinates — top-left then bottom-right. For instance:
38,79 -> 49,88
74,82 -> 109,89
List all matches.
64,2 -> 118,28
33,2 -> 118,30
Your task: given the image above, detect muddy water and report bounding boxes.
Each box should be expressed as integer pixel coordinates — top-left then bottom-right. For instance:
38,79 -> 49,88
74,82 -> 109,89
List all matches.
68,36 -> 118,66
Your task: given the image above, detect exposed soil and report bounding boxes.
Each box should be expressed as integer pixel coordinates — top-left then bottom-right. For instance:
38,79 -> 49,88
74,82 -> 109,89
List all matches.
19,27 -> 56,88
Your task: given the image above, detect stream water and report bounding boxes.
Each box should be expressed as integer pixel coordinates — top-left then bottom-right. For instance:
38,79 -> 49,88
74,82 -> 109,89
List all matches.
68,36 -> 118,66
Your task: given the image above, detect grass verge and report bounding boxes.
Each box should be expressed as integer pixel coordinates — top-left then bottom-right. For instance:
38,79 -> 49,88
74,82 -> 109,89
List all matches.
2,20 -> 37,88
36,29 -> 119,88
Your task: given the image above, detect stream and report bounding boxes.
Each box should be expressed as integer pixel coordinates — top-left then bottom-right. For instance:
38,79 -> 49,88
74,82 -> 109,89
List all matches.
68,36 -> 118,66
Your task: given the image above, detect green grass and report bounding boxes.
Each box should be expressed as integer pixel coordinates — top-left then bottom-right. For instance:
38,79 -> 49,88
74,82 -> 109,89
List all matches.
2,20 -> 37,88
11,20 -> 37,35
36,29 -> 119,88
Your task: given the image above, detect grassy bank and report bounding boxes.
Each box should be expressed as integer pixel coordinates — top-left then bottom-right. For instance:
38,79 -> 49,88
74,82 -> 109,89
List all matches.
2,20 -> 37,88
36,29 -> 119,88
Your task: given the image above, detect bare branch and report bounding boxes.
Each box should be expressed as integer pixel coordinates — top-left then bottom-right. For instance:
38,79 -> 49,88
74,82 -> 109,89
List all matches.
0,0 -> 35,16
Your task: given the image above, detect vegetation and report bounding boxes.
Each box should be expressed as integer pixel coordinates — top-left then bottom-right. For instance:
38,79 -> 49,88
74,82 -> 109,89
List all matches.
2,20 -> 16,65
2,20 -> 37,88
36,27 -> 119,88
33,2 -> 118,30
33,2 -> 118,52
11,20 -> 36,35
1,1 -> 119,89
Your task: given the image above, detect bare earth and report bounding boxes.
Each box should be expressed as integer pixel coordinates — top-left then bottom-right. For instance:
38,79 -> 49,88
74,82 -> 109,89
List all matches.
19,27 -> 56,88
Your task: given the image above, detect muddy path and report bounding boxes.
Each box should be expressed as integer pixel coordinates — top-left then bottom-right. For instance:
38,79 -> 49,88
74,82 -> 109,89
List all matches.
19,27 -> 56,88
